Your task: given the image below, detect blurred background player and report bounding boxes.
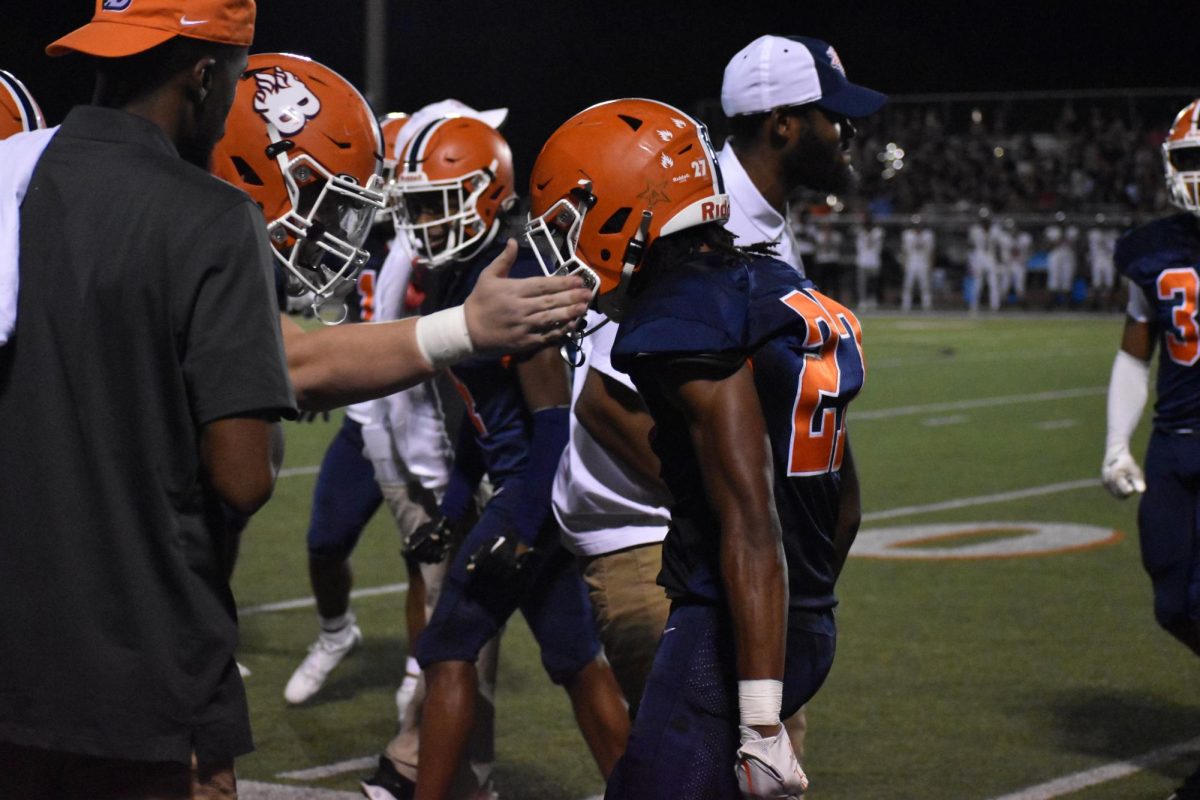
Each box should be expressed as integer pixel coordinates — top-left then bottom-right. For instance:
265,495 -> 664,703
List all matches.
1044,213 -> 1080,308
854,212 -> 884,309
812,217 -> 845,300
1087,218 -> 1119,311
365,111 -> 628,800
526,87 -> 878,800
901,214 -> 935,312
1101,98 -> 1200,800
967,210 -> 1000,312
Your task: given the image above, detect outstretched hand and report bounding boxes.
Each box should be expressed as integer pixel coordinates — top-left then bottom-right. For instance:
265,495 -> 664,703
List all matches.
463,240 -> 591,356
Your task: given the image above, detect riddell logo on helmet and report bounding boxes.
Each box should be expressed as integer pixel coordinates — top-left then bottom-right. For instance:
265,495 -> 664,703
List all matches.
102,0 -> 133,10
701,199 -> 730,221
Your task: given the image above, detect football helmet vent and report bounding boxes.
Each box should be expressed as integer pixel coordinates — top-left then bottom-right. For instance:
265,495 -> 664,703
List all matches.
0,70 -> 46,139
390,116 -> 516,267
525,98 -> 728,311
211,53 -> 386,322
1165,99 -> 1200,217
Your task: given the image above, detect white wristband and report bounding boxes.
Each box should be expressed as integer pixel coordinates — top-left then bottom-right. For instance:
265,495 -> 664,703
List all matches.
738,679 -> 783,728
414,305 -> 474,371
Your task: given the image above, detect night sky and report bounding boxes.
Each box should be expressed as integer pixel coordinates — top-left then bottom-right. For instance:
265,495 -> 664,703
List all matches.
10,1 -> 1198,186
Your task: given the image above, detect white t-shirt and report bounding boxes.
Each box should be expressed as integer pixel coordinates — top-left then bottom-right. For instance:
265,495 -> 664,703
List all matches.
553,311 -> 672,557
359,234 -> 452,495
716,141 -> 801,272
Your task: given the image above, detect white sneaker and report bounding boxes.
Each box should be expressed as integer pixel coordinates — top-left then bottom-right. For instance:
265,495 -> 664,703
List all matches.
394,671 -> 419,723
283,624 -> 362,704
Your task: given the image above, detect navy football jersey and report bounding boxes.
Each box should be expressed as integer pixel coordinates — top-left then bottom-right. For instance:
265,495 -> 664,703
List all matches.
1116,213 -> 1200,432
421,239 -> 543,488
612,253 -> 865,611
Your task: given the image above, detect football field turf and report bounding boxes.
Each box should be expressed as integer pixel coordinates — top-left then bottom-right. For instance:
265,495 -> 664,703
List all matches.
231,311 -> 1199,799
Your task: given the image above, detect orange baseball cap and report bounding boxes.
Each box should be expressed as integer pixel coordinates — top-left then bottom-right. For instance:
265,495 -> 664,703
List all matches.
46,0 -> 256,58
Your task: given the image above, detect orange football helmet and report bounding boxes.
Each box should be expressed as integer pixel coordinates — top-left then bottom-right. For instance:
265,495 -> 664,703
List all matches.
390,116 -> 516,267
0,70 -> 46,139
1165,98 -> 1200,217
379,111 -> 411,184
525,98 -> 728,311
211,53 -> 386,321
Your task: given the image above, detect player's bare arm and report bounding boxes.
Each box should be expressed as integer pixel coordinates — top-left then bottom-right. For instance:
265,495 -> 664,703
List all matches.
200,416 -> 281,517
667,361 -> 787,737
832,440 -> 862,578
575,368 -> 666,491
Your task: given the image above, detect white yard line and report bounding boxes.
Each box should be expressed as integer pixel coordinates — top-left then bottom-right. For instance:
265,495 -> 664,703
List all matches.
240,781 -> 362,799
853,387 -> 1104,421
278,465 -> 321,478
860,478 -> 1099,523
240,582 -> 408,617
987,736 -> 1200,799
277,756 -> 379,781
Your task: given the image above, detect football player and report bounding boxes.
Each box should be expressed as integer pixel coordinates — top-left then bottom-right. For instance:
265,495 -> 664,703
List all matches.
1101,98 -> 1200,800
374,113 -> 628,800
526,93 -> 878,799
210,54 -> 591,411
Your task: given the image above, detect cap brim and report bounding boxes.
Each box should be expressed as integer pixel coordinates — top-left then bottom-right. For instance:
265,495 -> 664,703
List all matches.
46,20 -> 176,58
816,83 -> 888,118
477,108 -> 508,130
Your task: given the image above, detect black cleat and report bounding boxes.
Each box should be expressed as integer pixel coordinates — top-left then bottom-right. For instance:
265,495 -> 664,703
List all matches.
361,755 -> 415,800
1167,761 -> 1200,800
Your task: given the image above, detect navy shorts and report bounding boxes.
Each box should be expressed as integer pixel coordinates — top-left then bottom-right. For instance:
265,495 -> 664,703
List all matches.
306,417 -> 383,560
605,602 -> 835,800
416,512 -> 601,685
1139,430 -> 1200,634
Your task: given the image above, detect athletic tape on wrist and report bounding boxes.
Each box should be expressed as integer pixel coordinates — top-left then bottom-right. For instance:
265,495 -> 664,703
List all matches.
738,679 -> 783,727
415,305 -> 474,371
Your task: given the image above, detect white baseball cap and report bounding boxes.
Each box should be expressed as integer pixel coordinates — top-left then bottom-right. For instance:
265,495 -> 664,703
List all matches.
721,35 -> 887,118
391,98 -> 508,163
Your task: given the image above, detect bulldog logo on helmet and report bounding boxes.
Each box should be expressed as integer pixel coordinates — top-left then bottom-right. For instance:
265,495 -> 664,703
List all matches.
252,67 -> 321,136
102,0 -> 133,10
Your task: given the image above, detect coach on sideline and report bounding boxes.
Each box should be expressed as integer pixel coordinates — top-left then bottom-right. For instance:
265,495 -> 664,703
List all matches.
0,2 -> 589,798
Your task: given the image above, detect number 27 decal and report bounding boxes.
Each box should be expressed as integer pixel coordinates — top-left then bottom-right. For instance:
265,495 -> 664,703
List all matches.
780,290 -> 866,476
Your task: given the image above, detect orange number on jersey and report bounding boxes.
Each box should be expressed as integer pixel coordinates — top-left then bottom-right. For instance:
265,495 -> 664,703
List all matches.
1157,268 -> 1200,366
447,368 -> 488,436
357,269 -> 378,322
780,290 -> 865,476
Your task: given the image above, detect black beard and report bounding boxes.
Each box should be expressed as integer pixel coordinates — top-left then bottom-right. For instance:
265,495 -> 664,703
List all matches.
787,130 -> 853,195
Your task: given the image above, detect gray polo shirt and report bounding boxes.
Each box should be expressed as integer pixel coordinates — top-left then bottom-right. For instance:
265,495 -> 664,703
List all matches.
0,106 -> 296,763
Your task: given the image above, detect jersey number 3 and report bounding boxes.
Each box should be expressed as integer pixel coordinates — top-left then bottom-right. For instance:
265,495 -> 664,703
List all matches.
1157,268 -> 1200,367
781,289 -> 866,476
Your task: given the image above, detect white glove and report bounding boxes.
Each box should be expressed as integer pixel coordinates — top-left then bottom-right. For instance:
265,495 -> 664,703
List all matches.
1101,444 -> 1146,499
735,725 -> 809,799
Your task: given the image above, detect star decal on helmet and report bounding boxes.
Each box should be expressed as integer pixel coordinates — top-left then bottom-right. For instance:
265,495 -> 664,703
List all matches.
636,180 -> 671,209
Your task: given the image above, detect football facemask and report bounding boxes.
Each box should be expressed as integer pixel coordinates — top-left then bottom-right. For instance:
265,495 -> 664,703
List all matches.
268,150 -> 386,322
391,165 -> 499,266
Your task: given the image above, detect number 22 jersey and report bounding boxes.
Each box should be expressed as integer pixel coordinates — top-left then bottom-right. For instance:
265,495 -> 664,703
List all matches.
612,253 -> 865,612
